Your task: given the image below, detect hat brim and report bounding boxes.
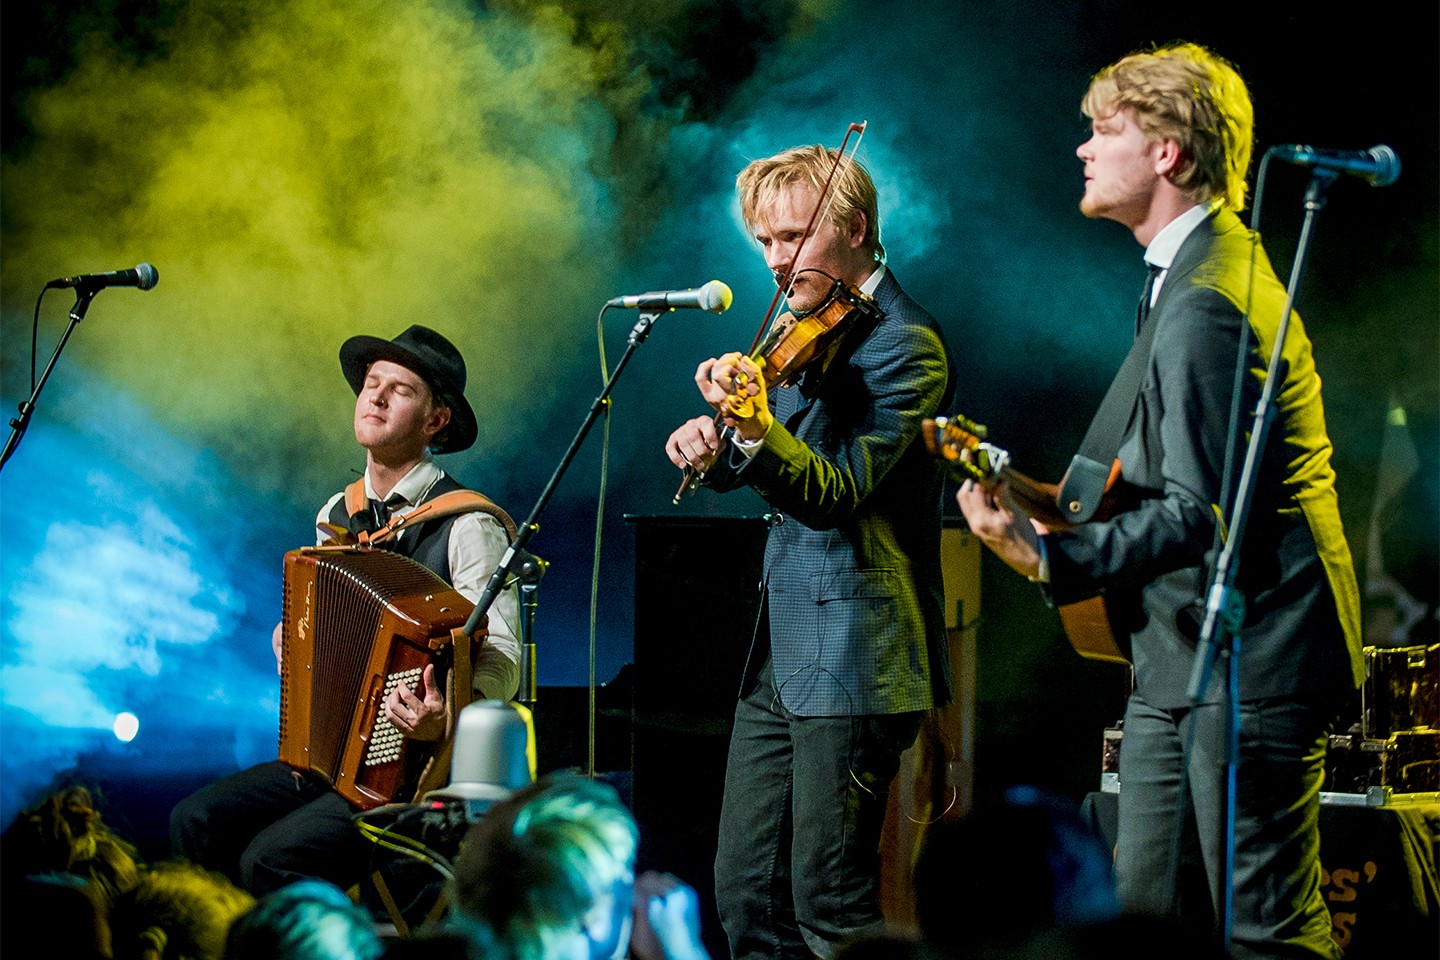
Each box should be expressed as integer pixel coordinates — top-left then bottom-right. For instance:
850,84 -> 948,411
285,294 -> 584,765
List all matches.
339,336 -> 478,454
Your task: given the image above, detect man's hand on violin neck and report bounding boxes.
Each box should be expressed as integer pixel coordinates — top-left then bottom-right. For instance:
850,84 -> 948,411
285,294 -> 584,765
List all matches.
705,353 -> 772,442
697,353 -> 764,413
666,415 -> 725,474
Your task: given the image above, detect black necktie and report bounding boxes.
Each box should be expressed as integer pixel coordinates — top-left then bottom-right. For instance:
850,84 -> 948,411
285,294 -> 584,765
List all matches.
357,493 -> 407,536
1136,263 -> 1163,335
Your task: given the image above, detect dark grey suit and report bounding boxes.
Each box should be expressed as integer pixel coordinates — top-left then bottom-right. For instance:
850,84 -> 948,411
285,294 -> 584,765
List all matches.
705,270 -> 955,958
1047,208 -> 1363,958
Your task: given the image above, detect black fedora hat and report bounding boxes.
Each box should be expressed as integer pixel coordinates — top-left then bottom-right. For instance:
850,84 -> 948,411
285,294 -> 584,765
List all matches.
339,325 -> 477,454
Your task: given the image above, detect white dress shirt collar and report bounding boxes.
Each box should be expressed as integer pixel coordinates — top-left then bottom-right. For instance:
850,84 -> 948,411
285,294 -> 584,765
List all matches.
1143,202 -> 1217,304
858,261 -> 887,296
364,456 -> 443,506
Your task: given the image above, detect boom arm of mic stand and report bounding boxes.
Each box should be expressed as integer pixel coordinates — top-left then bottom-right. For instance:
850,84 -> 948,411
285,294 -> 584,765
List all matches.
459,308 -> 667,636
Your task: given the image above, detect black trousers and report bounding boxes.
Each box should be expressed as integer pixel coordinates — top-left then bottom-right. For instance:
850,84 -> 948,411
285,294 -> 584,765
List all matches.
1116,691 -> 1340,960
169,761 -> 369,895
713,659 -> 923,960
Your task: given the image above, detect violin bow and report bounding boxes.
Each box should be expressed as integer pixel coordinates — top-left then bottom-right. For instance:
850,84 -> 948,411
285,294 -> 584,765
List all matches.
673,121 -> 870,505
744,120 -> 869,355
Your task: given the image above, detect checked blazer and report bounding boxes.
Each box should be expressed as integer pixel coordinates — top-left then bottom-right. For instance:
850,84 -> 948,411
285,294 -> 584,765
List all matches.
705,270 -> 957,717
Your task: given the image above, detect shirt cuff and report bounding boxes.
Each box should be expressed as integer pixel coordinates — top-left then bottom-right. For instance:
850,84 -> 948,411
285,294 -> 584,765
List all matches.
732,428 -> 768,458
1028,535 -> 1051,584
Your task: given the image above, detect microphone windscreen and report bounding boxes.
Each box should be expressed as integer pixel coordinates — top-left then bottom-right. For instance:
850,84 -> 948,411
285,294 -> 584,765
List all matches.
699,280 -> 734,313
424,700 -> 536,818
1366,145 -> 1401,187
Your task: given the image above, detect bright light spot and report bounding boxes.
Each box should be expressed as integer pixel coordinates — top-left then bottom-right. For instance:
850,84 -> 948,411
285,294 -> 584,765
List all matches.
113,712 -> 140,742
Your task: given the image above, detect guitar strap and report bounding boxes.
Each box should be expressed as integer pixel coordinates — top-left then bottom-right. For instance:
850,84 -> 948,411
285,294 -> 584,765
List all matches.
1056,304 -> 1162,522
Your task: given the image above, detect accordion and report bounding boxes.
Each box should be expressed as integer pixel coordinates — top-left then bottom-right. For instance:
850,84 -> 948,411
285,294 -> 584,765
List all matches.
279,545 -> 474,810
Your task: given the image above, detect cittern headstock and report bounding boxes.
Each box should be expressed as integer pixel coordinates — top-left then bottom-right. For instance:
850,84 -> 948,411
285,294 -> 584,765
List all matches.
921,415 -> 1010,485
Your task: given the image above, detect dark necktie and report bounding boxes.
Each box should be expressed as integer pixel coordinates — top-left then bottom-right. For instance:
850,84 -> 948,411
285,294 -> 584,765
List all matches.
1136,262 -> 1163,335
357,493 -> 407,536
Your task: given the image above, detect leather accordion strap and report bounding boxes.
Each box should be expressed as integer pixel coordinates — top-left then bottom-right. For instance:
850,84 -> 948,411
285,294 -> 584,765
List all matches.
361,489 -> 519,547
411,624 -> 479,801
344,478 -> 368,520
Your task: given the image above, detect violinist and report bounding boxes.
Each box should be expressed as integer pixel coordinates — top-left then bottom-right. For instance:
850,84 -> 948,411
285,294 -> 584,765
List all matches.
664,144 -> 956,960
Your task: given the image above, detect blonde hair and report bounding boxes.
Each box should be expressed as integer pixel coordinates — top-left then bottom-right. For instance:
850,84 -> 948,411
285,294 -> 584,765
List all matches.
737,144 -> 884,260
450,775 -> 638,960
1082,42 -> 1254,211
109,862 -> 253,960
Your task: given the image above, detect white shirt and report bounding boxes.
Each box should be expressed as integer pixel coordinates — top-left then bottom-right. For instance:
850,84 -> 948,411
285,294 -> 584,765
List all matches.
315,457 -> 521,700
1143,202 -> 1215,305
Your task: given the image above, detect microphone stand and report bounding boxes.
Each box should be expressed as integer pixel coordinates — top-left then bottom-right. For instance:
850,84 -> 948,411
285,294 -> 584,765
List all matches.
1184,166 -> 1340,951
459,307 -> 667,644
1,289 -> 97,473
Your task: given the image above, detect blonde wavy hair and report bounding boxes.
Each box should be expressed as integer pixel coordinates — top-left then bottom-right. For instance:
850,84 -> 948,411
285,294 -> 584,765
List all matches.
450,775 -> 638,960
1082,42 -> 1254,211
737,144 -> 884,261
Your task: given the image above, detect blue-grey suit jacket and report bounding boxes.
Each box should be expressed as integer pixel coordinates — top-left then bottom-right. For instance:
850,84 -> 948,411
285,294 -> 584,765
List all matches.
705,271 -> 957,717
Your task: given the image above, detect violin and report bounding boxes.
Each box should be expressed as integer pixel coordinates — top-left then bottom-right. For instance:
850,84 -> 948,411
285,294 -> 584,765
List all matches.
672,124 -> 875,504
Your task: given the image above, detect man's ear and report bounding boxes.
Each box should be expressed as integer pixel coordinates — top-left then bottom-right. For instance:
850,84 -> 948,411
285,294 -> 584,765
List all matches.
425,404 -> 453,441
582,894 -> 631,960
847,210 -> 869,249
1153,138 -> 1184,178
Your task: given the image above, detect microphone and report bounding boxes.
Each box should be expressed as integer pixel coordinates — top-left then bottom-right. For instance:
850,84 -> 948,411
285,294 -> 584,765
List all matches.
1271,144 -> 1400,187
606,279 -> 732,313
424,700 -> 535,822
47,263 -> 159,292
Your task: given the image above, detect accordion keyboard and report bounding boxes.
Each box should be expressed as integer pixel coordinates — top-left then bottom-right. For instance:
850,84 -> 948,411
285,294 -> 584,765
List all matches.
365,666 -> 424,767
